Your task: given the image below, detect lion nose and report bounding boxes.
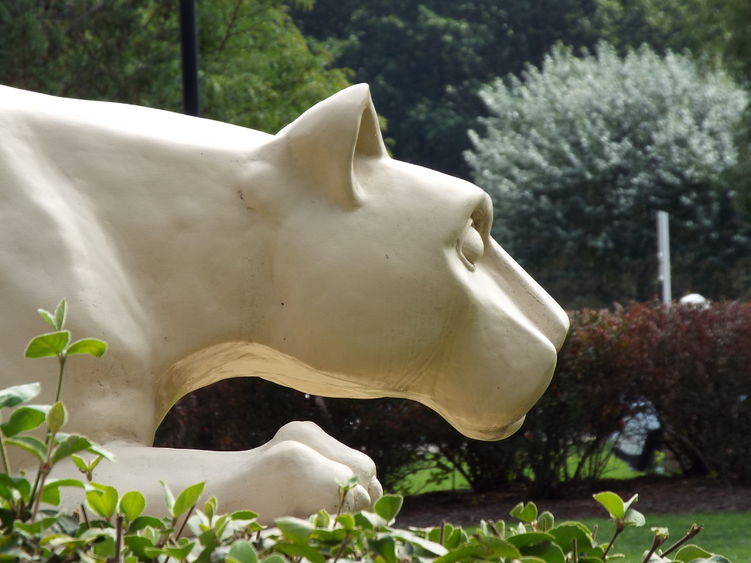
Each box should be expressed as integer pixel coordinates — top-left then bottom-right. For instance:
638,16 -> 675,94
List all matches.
485,238 -> 569,350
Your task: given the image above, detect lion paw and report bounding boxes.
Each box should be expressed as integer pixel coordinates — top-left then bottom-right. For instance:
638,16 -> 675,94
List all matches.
245,421 -> 382,522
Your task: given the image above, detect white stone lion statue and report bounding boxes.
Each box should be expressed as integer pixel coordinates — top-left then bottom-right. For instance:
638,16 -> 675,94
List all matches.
0,83 -> 568,522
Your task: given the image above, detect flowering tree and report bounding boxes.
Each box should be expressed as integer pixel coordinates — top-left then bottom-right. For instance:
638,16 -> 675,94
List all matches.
466,43 -> 750,307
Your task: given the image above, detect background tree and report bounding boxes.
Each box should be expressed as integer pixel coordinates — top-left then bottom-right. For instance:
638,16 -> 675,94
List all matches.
294,0 -> 600,178
591,0 -> 729,57
466,43 -> 750,308
721,0 -> 751,215
0,0 -> 348,133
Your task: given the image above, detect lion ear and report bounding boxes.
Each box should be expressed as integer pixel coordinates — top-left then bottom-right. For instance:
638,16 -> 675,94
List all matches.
276,83 -> 387,208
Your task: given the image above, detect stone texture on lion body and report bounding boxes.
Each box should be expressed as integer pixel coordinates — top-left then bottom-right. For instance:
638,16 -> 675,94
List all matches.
0,83 -> 568,521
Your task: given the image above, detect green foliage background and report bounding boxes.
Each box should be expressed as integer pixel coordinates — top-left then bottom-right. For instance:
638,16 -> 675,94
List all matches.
0,0 -> 348,133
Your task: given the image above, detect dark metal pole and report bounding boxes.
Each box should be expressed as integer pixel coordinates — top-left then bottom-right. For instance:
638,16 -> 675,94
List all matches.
179,0 -> 200,116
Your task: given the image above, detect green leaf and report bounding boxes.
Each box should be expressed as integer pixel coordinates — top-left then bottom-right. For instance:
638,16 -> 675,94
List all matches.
24,331 -> 70,358
549,522 -> 595,553
593,491 -> 625,519
228,540 -> 259,563
143,546 -> 167,559
47,401 -> 68,434
119,491 -> 146,521
66,338 -> 107,358
334,513 -> 355,530
436,538 -> 520,562
339,474 -> 359,491
1,405 -> 47,436
624,508 -> 645,528
172,481 -> 205,519
392,530 -> 449,556
231,510 -> 259,521
374,494 -> 403,522
160,480 -> 175,514
85,483 -> 118,519
275,542 -> 326,563
261,556 -> 287,563
0,383 -> 41,409
0,473 -> 31,500
93,534 -> 117,558
124,535 -> 155,559
520,540 -> 566,563
163,539 -> 195,559
314,527 -> 347,543
374,535 -> 397,563
128,515 -> 167,533
0,483 -> 12,501
445,527 -> 468,549
71,454 -> 90,472
15,516 -> 58,535
55,432 -> 114,462
5,435 -> 47,462
204,496 -> 218,519
506,532 -> 557,548
83,442 -> 115,462
37,308 -> 57,330
54,299 -> 67,330
275,516 -> 315,544
52,434 -> 93,464
538,511 -> 555,532
40,485 -> 61,506
674,545 -> 712,561
511,501 -> 538,523
354,510 -> 382,529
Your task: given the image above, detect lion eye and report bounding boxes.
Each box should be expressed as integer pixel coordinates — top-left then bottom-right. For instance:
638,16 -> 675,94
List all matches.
458,220 -> 484,270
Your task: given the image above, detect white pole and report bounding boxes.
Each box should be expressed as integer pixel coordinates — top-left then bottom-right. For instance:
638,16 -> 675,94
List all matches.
657,210 -> 671,304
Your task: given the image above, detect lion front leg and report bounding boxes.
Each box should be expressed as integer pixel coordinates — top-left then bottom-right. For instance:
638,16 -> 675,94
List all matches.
52,424 -> 381,524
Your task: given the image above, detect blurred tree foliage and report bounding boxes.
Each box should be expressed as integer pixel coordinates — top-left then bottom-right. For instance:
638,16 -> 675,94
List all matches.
0,0 -> 349,133
466,43 -> 750,307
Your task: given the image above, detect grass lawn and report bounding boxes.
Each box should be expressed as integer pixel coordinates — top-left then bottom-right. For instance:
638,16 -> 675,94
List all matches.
395,455 -> 749,561
578,511 -> 751,562
395,452 -> 642,495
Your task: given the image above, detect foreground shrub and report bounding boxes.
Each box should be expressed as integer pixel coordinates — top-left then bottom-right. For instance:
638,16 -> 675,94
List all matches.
1,300 -> 729,561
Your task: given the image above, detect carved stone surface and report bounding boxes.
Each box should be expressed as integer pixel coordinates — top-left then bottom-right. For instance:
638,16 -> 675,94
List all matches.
0,84 -> 568,521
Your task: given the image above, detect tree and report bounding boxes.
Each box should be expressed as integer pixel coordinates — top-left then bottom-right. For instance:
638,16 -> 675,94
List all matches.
592,0 -> 729,58
466,43 -> 751,308
0,0 -> 348,133
721,0 -> 751,216
196,0 -> 349,132
294,0 -> 600,177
